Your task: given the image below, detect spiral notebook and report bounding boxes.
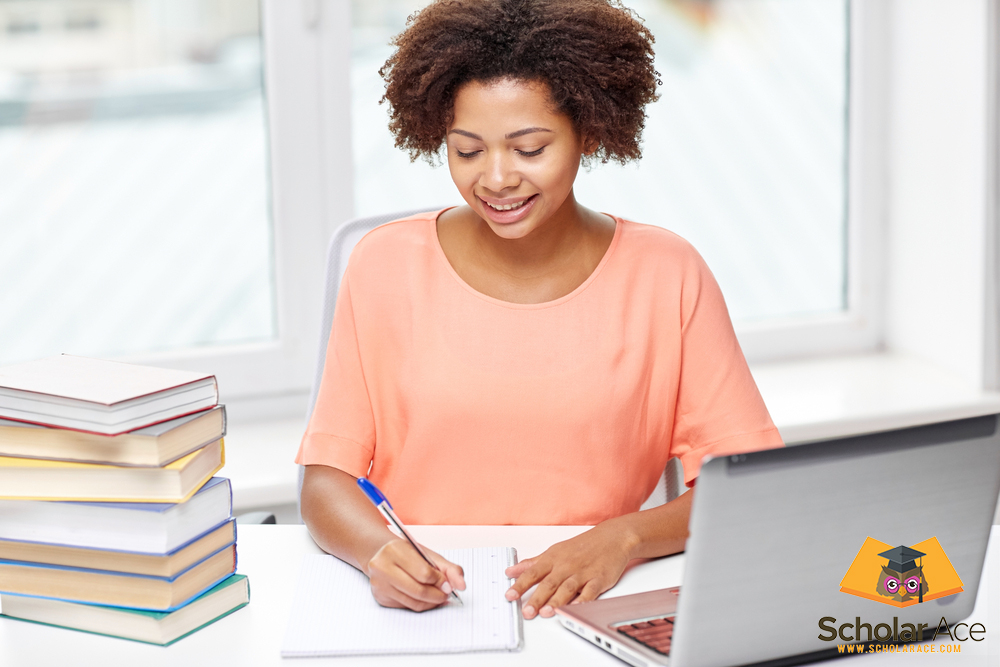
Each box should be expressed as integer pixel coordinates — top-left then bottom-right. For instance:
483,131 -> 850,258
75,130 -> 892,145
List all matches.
281,546 -> 523,657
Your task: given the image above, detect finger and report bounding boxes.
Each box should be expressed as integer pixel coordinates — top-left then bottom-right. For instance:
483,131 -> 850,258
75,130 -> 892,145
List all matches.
570,578 -> 604,604
371,543 -> 450,604
505,560 -> 551,602
391,542 -> 448,588
504,558 -> 534,578
371,581 -> 445,612
388,562 -> 452,605
538,576 -> 584,617
430,552 -> 466,592
523,575 -> 562,620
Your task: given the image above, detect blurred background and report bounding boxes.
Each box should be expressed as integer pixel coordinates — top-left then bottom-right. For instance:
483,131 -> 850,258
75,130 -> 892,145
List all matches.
1,0 -> 997,521
0,0 -> 846,364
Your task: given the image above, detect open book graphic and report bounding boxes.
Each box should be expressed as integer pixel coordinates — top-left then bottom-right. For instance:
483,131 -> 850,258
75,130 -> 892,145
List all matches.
281,546 -> 523,657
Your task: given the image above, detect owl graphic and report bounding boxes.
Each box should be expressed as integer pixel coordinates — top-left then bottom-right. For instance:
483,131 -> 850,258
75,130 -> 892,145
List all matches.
876,545 -> 928,603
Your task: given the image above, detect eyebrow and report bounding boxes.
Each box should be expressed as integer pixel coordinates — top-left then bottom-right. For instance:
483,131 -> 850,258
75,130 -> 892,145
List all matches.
448,127 -> 554,140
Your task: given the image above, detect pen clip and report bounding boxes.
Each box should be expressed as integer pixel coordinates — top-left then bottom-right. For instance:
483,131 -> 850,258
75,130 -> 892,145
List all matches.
357,477 -> 393,510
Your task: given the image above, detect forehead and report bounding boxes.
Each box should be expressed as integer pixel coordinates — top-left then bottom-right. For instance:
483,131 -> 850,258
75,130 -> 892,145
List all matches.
450,78 -> 573,135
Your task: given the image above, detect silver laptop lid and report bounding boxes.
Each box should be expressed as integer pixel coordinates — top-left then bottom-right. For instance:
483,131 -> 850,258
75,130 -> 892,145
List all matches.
671,414 -> 1000,667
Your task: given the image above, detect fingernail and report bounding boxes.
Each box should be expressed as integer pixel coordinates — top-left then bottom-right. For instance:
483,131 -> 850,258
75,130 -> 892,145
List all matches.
505,589 -> 518,601
441,582 -> 453,595
541,605 -> 553,617
523,605 -> 535,618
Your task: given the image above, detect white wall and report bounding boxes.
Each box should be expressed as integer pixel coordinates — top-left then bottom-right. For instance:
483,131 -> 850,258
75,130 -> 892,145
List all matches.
885,0 -> 995,389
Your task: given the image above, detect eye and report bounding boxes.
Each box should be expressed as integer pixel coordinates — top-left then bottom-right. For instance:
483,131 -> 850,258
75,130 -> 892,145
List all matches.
516,147 -> 544,157
455,149 -> 481,159
884,577 -> 900,593
905,577 -> 920,593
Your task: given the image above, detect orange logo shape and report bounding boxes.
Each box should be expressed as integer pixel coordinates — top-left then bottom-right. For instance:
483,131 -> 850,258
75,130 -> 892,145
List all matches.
840,537 -> 963,607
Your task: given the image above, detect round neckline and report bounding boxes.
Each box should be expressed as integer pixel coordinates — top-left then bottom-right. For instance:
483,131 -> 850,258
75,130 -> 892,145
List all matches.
430,207 -> 624,310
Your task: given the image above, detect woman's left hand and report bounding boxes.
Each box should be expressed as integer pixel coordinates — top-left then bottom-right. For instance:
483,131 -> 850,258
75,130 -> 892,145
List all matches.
503,522 -> 635,619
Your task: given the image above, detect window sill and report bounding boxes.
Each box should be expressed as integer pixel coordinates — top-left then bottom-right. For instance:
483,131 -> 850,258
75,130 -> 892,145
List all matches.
752,352 -> 1000,444
224,352 -> 1000,511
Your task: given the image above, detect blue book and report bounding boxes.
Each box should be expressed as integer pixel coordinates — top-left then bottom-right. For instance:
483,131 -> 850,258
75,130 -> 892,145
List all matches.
0,477 -> 231,554
1,574 -> 249,645
0,540 -> 237,612
0,519 -> 235,578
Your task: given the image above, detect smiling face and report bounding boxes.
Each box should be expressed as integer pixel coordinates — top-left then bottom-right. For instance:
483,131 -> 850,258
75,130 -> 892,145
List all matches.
446,78 -> 587,241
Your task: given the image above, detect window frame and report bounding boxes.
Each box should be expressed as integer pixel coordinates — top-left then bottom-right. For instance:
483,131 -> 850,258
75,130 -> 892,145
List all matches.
733,0 -> 887,362
127,0 -> 886,408
122,0 -> 353,412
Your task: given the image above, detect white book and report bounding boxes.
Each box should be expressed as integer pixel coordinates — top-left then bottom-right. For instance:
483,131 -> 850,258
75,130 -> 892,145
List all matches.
281,547 -> 523,657
0,477 -> 232,553
0,355 -> 217,435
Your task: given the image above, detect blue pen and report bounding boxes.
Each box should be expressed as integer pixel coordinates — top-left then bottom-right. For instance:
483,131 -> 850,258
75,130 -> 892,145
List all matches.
357,477 -> 463,605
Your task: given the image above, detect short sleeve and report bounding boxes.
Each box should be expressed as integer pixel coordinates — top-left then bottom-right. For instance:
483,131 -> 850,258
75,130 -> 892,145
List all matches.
670,252 -> 784,486
295,270 -> 376,478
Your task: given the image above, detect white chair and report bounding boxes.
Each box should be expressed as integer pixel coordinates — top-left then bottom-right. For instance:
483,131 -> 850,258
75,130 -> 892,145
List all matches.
297,209 -> 682,521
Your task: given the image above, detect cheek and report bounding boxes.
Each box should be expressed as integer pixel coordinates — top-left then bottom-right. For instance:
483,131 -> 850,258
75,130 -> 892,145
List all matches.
529,155 -> 580,196
446,158 -> 477,193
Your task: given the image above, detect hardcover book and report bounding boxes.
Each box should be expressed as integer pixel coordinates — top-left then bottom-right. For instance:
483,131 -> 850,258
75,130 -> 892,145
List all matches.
0,519 -> 236,578
0,406 -> 225,466
0,543 -> 237,611
0,355 -> 218,435
0,439 -> 224,502
0,574 -> 249,645
0,477 -> 232,553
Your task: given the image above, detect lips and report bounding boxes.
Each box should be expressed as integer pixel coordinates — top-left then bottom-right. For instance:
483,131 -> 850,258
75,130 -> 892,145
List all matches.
478,194 -> 538,224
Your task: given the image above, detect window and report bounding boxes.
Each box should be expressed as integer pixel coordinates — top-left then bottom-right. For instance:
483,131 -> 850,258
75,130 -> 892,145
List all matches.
0,0 -> 338,403
0,0 -> 276,364
350,0 -> 878,361
1,1 -> 886,410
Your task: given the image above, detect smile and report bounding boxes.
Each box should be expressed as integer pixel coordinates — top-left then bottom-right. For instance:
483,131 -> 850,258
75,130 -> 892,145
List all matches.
481,195 -> 535,211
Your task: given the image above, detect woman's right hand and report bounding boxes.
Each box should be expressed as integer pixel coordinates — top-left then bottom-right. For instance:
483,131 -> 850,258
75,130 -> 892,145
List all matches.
365,539 -> 467,611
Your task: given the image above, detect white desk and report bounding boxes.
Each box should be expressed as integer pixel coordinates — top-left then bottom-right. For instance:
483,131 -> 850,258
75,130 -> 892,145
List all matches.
1,525 -> 995,666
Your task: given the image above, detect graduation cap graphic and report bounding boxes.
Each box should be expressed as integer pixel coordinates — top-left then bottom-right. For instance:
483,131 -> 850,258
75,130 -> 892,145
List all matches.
876,545 -> 927,603
840,537 -> 964,608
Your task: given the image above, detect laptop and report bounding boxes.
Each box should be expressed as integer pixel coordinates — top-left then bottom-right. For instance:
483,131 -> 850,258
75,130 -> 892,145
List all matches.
557,414 -> 1000,667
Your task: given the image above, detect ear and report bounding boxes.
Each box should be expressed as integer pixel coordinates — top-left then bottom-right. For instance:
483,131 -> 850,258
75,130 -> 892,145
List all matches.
881,566 -> 893,576
581,135 -> 599,156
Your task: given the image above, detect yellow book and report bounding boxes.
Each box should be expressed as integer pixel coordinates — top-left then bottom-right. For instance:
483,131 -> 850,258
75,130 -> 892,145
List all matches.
0,439 -> 224,503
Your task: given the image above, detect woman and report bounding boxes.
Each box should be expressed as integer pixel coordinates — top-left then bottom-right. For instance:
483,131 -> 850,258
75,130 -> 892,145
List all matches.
297,0 -> 782,620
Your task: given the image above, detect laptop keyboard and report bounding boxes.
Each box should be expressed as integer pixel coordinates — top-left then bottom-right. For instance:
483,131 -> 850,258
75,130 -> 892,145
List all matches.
615,617 -> 675,656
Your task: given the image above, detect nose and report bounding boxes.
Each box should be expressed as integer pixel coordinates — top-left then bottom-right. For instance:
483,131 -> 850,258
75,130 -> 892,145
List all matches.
479,150 -> 520,193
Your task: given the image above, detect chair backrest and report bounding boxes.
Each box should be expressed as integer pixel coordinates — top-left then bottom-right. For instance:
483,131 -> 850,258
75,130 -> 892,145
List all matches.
297,209 -> 442,522
296,207 -> 682,522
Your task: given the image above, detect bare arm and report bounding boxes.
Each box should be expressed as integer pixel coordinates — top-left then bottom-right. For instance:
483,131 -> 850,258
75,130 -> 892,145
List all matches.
300,464 -> 466,610
300,464 -> 396,572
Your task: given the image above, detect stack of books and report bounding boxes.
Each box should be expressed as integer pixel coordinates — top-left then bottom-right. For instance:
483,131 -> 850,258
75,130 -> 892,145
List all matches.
0,355 -> 249,645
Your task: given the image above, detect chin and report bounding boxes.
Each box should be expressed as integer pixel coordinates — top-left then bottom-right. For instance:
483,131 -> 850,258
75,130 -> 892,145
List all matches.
485,222 -> 533,241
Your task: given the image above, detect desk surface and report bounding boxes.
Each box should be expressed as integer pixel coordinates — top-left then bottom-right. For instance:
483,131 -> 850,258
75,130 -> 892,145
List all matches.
1,525 -> 995,666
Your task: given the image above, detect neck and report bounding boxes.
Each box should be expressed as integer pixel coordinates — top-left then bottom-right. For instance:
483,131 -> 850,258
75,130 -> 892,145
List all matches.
473,191 -> 595,276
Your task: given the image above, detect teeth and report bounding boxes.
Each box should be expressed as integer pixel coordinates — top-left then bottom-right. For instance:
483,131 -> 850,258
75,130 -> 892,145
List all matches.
486,198 -> 528,211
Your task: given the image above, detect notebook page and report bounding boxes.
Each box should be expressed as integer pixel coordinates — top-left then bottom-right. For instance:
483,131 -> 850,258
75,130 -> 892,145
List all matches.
281,546 -> 521,657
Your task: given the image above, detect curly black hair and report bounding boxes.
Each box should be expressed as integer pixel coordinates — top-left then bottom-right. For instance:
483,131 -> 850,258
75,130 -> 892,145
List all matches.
379,0 -> 659,165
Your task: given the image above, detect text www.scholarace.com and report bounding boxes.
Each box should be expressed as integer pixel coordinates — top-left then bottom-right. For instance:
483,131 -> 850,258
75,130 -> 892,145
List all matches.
836,643 -> 963,655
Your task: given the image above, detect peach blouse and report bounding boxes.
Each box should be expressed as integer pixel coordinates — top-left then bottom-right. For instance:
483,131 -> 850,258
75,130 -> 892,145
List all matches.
296,210 -> 783,524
